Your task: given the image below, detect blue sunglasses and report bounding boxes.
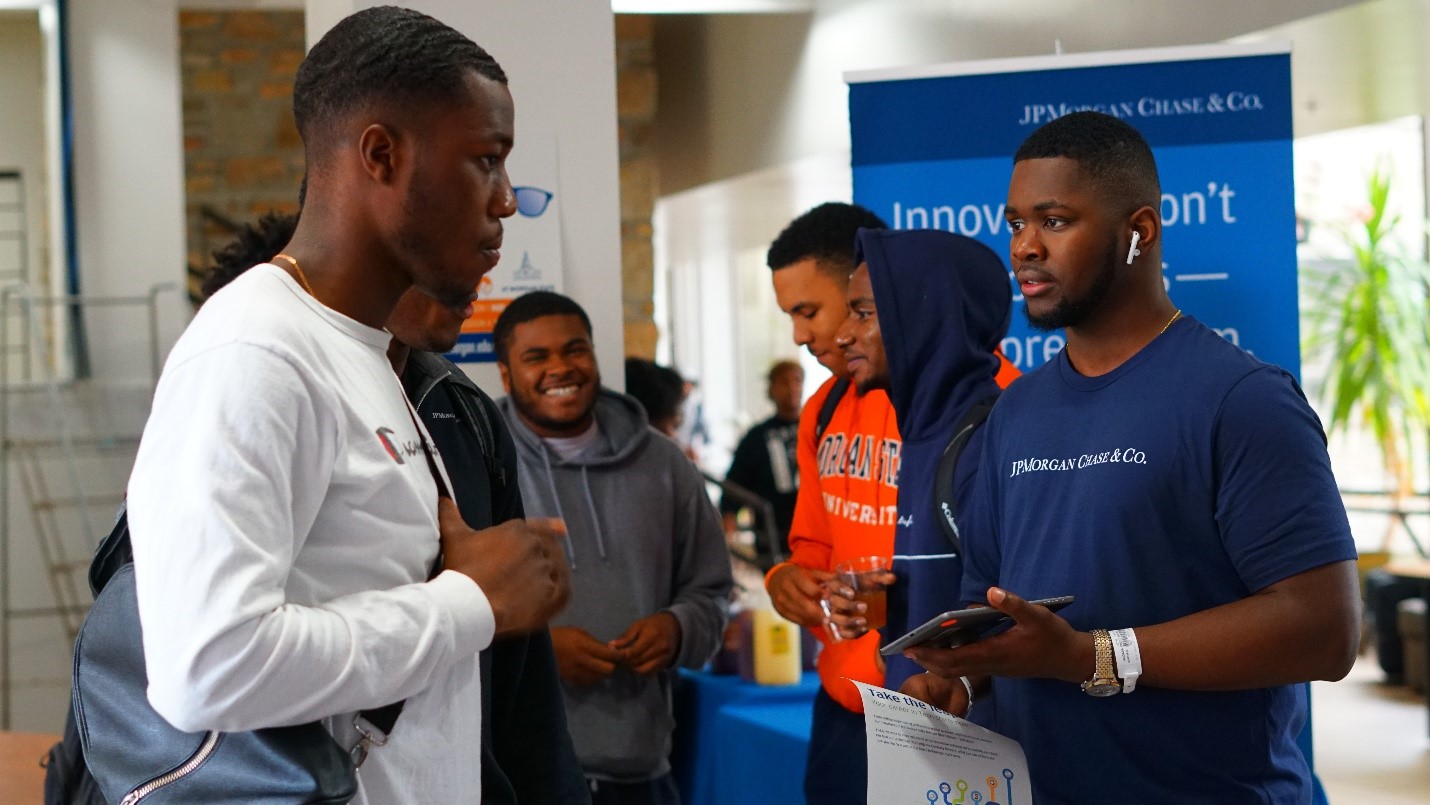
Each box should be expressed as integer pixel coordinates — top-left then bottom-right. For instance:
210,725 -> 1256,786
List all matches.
513,186 -> 554,217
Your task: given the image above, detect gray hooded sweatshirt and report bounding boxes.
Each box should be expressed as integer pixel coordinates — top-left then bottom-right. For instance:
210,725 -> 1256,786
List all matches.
498,389 -> 732,783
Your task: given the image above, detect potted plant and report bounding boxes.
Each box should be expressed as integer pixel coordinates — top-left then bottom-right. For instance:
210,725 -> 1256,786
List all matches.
1301,164 -> 1430,552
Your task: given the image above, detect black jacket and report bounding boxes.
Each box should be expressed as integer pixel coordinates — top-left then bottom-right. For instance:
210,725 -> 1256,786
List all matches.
402,351 -> 589,805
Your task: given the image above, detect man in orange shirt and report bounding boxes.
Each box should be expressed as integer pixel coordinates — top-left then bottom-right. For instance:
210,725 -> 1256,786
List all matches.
763,202 -> 895,804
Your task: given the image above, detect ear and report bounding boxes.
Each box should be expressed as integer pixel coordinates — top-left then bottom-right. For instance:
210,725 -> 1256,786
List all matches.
1128,204 -> 1161,257
497,360 -> 512,393
357,123 -> 403,185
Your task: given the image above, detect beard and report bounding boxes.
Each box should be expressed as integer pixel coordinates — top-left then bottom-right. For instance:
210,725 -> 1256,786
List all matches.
1024,240 -> 1121,331
393,162 -> 467,309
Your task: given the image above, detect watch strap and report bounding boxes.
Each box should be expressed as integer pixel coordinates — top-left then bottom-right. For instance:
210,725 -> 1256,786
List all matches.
1081,628 -> 1121,696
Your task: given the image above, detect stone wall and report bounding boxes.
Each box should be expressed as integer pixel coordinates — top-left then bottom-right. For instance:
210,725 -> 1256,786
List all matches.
616,14 -> 659,359
178,10 -> 305,302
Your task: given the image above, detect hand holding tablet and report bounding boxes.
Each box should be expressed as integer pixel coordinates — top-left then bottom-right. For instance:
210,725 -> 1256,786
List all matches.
880,595 -> 1075,656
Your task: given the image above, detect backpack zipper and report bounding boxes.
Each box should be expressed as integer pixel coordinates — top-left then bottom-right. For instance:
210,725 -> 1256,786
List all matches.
118,730 -> 221,804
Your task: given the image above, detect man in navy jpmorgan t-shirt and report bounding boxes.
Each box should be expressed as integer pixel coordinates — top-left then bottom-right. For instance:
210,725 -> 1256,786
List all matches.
898,111 -> 1360,804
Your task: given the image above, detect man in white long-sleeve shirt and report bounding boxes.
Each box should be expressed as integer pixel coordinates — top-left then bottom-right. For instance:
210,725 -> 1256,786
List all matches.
124,8 -> 569,802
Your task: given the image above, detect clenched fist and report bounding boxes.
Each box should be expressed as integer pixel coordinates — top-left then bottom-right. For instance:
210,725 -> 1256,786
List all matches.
438,496 -> 570,637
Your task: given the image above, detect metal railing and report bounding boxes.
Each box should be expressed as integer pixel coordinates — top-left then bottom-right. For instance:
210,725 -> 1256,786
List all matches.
0,281 -> 176,727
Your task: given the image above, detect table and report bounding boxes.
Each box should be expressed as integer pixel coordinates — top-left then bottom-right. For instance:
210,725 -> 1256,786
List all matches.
1386,557 -> 1430,736
671,669 -> 818,805
0,731 -> 59,803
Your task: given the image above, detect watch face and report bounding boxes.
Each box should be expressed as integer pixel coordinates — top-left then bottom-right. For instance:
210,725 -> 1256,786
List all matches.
1082,680 -> 1120,697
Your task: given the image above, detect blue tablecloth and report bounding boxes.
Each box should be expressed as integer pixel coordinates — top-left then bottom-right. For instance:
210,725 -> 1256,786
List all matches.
672,669 -> 819,805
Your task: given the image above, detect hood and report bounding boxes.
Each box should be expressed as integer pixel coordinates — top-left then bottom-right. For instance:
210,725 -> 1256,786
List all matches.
857,228 -> 1011,443
497,387 -> 653,467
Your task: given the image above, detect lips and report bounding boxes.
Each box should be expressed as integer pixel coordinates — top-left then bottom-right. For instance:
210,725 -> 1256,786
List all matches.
1016,268 -> 1055,299
539,380 -> 584,399
480,233 -> 503,271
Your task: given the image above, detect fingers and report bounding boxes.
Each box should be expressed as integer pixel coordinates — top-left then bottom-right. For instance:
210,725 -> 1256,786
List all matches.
567,628 -> 624,665
987,586 -> 1021,613
436,496 -> 467,530
615,623 -> 664,669
905,644 -> 986,679
609,622 -> 641,649
898,673 -> 967,715
824,590 -> 862,614
790,568 -> 826,599
525,516 -> 568,538
898,671 -> 938,700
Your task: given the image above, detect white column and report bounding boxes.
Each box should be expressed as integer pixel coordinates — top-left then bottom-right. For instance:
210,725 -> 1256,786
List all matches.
68,0 -> 188,386
307,0 -> 625,391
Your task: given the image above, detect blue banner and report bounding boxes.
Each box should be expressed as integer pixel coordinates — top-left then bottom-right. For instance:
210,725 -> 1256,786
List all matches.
848,44 -> 1298,377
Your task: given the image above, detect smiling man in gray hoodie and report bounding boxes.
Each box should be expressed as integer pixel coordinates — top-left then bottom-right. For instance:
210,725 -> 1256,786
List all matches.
493,291 -> 733,805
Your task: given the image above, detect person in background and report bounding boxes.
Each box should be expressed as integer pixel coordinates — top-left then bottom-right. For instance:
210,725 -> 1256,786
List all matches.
123,9 -> 569,802
624,356 -> 687,439
901,111 -> 1359,803
494,291 -> 733,805
720,360 -> 804,567
761,202 -> 895,805
827,229 -> 1016,701
200,211 -> 589,805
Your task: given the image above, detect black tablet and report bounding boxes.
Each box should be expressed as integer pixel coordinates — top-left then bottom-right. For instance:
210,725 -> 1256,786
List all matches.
879,595 -> 1075,656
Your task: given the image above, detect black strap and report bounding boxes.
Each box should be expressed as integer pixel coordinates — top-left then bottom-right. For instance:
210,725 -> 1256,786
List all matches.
356,401 -> 454,737
449,384 -> 507,492
814,377 -> 851,442
404,400 -> 452,500
932,396 -> 997,554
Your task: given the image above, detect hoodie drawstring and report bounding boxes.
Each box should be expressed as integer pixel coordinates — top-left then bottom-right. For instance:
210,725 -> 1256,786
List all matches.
581,466 -> 609,561
540,448 -> 578,569
539,449 -> 610,567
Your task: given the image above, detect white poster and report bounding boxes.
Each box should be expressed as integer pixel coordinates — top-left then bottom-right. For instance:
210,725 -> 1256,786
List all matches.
855,681 -> 1032,805
446,131 -> 565,363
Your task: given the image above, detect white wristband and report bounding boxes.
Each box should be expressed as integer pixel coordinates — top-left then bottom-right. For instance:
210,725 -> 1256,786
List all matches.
1109,628 -> 1142,693
958,675 -> 975,714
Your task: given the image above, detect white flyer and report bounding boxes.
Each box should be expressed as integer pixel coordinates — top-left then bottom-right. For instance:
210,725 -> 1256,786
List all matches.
854,681 -> 1032,805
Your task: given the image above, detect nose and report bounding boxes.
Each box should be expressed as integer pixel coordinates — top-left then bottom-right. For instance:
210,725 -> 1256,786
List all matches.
1011,226 -> 1045,263
792,320 -> 812,346
492,170 -> 517,219
834,315 -> 856,348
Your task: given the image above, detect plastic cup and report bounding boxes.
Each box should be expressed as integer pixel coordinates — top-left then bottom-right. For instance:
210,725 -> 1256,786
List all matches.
836,555 -> 891,630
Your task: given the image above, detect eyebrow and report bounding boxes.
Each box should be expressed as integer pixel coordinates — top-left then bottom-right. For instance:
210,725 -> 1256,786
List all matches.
848,295 -> 876,307
1005,199 -> 1069,216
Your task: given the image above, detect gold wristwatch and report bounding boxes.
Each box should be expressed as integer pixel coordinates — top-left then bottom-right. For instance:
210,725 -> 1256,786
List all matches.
1081,629 -> 1121,697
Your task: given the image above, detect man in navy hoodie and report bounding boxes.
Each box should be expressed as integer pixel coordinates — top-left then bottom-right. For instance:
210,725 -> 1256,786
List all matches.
828,229 -> 1013,697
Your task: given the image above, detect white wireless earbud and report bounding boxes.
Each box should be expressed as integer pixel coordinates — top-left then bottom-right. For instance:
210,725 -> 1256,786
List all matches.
1126,231 -> 1142,265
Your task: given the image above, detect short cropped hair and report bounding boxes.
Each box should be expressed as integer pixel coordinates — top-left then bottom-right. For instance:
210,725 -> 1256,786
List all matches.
767,202 -> 888,277
293,6 -> 507,165
200,211 -> 298,304
624,358 -> 685,429
493,291 -> 593,363
766,359 -> 802,384
1014,111 -> 1160,211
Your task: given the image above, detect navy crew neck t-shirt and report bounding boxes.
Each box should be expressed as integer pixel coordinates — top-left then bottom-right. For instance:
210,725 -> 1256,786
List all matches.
960,316 -> 1355,804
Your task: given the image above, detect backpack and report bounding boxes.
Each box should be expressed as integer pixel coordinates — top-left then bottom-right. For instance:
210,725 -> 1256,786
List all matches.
46,360 -> 501,804
42,506 -> 129,805
42,706 -> 106,804
814,377 -> 995,553
931,396 -> 996,553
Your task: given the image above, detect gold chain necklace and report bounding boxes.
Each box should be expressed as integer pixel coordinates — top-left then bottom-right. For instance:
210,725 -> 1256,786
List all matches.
272,253 -> 316,299
1159,308 -> 1182,334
